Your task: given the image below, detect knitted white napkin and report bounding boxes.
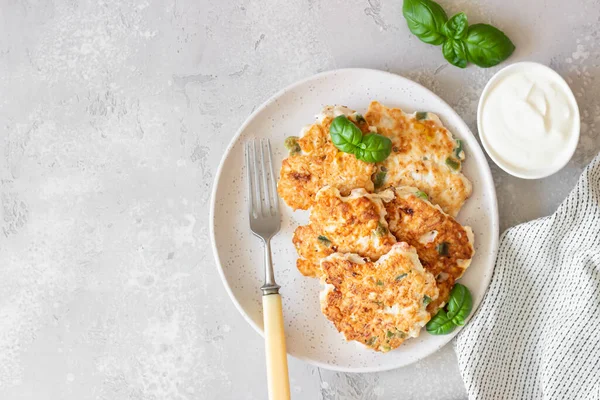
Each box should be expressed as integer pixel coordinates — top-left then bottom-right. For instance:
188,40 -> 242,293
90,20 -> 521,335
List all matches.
455,153 -> 600,400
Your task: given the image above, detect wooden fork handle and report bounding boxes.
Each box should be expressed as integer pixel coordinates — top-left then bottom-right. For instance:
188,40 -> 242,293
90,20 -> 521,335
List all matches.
262,293 -> 290,400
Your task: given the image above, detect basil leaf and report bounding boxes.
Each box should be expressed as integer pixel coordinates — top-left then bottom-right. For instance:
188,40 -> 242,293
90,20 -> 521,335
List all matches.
446,283 -> 472,325
443,12 -> 468,40
426,309 -> 456,335
356,134 -> 392,163
442,38 -> 468,68
330,115 -> 393,163
329,115 -> 363,155
464,23 -> 515,68
402,0 -> 448,46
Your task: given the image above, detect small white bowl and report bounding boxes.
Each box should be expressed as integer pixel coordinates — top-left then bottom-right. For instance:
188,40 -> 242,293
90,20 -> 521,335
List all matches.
477,62 -> 580,179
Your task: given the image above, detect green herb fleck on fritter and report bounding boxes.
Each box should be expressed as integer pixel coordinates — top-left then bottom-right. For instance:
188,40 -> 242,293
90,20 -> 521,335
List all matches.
415,190 -> 428,200
395,273 -> 408,281
284,136 -> 301,156
445,157 -> 461,171
454,139 -> 464,159
396,330 -> 408,339
366,336 -> 378,346
373,221 -> 389,237
317,235 -> 331,246
436,242 -> 449,256
372,170 -> 387,189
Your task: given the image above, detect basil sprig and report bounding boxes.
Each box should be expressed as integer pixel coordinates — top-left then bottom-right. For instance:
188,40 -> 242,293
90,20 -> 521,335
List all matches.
402,0 -> 515,68
426,283 -> 473,335
329,115 -> 392,163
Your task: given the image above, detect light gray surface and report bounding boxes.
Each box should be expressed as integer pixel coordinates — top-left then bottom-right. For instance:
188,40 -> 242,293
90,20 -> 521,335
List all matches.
0,0 -> 598,399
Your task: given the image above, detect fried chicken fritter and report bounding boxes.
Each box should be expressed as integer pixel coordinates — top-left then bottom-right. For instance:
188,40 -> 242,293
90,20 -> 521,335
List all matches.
320,242 -> 439,352
383,186 -> 475,313
365,101 -> 472,217
293,186 -> 396,277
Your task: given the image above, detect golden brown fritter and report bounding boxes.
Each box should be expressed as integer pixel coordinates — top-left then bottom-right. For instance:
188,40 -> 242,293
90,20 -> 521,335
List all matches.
293,186 -> 396,277
383,186 -> 474,313
320,242 -> 439,352
277,107 -> 376,210
365,101 -> 472,217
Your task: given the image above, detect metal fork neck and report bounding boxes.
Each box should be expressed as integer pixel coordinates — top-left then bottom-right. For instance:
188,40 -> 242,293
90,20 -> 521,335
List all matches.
261,285 -> 280,295
260,238 -> 281,295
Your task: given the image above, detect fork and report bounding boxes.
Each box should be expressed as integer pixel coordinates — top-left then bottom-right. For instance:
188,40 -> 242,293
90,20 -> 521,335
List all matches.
245,138 -> 290,400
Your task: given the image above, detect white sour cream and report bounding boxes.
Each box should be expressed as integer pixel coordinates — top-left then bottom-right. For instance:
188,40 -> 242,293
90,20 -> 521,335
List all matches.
478,63 -> 580,179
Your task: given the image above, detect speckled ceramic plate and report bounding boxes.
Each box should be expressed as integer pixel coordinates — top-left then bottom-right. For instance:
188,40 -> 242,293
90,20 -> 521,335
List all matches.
210,68 -> 499,372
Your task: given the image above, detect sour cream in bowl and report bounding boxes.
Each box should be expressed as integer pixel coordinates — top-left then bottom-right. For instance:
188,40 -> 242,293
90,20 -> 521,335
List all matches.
477,62 -> 580,179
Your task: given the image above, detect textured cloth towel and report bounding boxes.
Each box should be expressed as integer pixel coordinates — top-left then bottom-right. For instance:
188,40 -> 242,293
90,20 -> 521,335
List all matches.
455,154 -> 600,400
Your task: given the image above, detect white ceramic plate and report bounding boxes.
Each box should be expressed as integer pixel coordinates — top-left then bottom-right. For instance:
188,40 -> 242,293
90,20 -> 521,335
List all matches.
210,68 -> 499,372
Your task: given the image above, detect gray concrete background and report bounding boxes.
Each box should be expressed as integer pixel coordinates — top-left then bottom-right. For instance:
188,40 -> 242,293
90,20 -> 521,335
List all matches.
0,0 -> 598,399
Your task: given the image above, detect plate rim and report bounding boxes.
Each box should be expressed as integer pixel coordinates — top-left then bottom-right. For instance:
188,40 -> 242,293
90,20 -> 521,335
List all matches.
209,67 -> 500,372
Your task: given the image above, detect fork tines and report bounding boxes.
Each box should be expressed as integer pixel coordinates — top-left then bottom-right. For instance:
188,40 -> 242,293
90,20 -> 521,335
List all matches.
245,139 -> 279,219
